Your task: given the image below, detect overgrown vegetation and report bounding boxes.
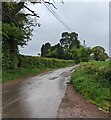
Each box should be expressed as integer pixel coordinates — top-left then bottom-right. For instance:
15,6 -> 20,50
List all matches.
71,61 -> 110,113
2,2 -> 38,69
3,55 -> 74,83
2,2 -> 75,83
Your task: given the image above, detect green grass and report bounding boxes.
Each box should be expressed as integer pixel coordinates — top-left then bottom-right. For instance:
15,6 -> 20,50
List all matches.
89,60 -> 109,67
2,68 -> 51,83
2,56 -> 74,83
71,61 -> 110,113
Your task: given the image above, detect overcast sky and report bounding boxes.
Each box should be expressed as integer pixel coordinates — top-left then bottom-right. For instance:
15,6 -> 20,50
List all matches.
19,1 -> 109,56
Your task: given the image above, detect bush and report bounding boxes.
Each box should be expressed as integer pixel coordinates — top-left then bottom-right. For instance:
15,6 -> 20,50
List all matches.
17,55 -> 74,69
71,61 -> 110,112
2,55 -> 74,82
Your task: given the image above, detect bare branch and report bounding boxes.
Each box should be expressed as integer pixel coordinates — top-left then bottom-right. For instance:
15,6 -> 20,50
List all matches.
30,0 -> 57,9
25,14 -> 40,17
24,5 -> 39,18
44,1 -> 57,9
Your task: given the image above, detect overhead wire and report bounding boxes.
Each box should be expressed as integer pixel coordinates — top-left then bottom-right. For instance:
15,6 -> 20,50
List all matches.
41,0 -> 72,31
41,0 -> 86,46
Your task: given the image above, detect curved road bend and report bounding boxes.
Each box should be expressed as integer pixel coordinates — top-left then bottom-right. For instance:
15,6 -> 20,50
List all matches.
2,66 -> 75,118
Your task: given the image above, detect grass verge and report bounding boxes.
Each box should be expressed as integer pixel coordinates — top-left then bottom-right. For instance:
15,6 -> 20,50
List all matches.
71,61 -> 110,113
2,68 -> 51,83
2,56 -> 74,83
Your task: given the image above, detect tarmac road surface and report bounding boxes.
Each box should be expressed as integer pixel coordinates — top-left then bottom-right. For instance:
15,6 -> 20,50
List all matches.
2,66 -> 75,118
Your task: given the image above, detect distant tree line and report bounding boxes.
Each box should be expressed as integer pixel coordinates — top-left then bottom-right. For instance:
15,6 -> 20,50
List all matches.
41,32 -> 109,63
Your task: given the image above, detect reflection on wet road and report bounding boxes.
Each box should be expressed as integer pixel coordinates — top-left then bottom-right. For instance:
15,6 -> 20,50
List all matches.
2,66 -> 75,118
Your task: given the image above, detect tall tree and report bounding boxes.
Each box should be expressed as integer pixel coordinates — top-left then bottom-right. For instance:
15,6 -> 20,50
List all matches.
41,42 -> 51,57
55,43 -> 64,59
2,1 -> 56,69
69,32 -> 80,49
40,32 -> 81,60
50,43 -> 64,59
2,2 -> 39,69
60,32 -> 69,50
60,32 -> 80,51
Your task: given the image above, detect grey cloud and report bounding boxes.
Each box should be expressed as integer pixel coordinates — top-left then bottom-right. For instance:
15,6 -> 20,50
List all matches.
19,2 -> 109,56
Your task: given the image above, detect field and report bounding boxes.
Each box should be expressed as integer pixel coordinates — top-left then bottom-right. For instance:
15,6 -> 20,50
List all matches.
71,61 -> 110,113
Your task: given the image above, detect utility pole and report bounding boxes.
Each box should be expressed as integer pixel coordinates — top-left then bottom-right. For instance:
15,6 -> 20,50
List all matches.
83,40 -> 86,47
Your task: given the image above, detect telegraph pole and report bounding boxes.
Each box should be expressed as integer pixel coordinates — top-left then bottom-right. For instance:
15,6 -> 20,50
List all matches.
83,40 -> 86,47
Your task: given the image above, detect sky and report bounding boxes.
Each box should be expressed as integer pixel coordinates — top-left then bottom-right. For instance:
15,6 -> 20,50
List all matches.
19,1 -> 109,56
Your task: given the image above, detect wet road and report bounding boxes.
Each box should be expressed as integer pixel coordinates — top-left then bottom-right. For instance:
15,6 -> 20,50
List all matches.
2,66 -> 75,118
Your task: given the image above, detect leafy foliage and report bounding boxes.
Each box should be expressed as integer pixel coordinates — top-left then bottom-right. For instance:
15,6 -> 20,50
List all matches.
41,32 -> 108,63
41,43 -> 51,57
90,46 -> 109,61
71,61 -> 110,112
41,32 -> 91,62
3,55 -> 74,82
2,2 -> 39,69
2,23 -> 31,46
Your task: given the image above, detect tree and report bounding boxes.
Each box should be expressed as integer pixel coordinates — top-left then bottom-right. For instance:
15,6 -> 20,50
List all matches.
60,32 -> 80,51
55,43 -> 64,59
70,48 -> 79,63
41,43 -> 64,59
60,32 -> 69,50
2,1 -> 56,69
59,32 -> 81,60
41,43 -> 51,57
40,31 -> 81,60
91,46 -> 108,61
2,2 -> 39,69
2,23 -> 30,69
49,43 -> 64,59
99,52 -> 109,61
70,46 -> 91,63
69,32 -> 80,49
77,46 -> 91,62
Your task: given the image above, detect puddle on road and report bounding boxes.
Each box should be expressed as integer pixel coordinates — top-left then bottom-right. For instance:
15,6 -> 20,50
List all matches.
2,66 -> 76,118
59,72 -> 71,78
49,76 -> 58,80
